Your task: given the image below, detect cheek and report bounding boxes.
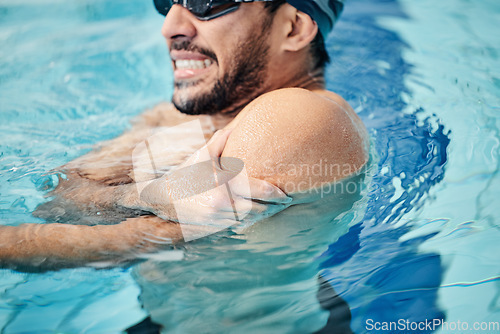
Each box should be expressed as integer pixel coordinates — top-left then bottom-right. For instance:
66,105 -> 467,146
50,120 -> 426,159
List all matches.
200,17 -> 252,66
211,41 -> 237,77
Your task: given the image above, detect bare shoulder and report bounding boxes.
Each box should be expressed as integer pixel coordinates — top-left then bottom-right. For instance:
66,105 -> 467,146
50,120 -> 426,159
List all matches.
222,88 -> 369,193
228,88 -> 366,139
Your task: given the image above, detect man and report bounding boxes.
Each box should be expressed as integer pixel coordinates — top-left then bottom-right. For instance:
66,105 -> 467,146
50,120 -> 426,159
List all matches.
0,0 -> 368,271
1,0 -> 368,331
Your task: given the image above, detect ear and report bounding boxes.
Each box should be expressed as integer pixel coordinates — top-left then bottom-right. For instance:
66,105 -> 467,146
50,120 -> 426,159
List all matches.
281,8 -> 318,52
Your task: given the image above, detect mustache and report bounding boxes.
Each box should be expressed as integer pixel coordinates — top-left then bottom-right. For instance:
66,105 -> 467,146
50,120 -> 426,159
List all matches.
170,40 -> 218,64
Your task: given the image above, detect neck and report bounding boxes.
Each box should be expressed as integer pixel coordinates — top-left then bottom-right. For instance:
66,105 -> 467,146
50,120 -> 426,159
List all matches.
283,67 -> 326,91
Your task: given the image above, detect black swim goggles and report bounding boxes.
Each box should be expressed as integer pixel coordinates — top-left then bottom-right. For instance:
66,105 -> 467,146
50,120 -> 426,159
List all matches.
154,0 -> 276,21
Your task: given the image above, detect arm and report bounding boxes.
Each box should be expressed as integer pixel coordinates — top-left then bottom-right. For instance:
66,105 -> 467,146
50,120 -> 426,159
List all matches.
118,88 -> 368,222
1,88 -> 367,270
0,216 -> 183,272
0,123 -> 290,271
112,88 -> 368,248
222,88 -> 369,197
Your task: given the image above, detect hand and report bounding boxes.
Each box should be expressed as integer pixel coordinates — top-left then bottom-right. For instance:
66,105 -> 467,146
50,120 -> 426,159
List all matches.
133,129 -> 292,239
34,172 -> 144,225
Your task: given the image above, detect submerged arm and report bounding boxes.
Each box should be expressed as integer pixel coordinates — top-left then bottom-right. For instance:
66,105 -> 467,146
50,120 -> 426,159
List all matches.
0,216 -> 183,271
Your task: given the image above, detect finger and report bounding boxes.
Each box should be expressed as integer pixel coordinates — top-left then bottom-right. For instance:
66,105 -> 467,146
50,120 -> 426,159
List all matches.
230,177 -> 292,204
206,129 -> 232,158
180,130 -> 228,167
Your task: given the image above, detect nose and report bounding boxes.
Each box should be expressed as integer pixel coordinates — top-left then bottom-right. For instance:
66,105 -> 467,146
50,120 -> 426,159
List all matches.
161,5 -> 197,44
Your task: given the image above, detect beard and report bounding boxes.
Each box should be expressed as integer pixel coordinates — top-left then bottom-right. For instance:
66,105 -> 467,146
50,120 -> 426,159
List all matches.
171,25 -> 271,115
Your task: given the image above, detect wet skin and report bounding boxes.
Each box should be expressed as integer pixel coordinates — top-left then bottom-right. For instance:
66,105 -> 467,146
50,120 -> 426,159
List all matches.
0,3 -> 369,270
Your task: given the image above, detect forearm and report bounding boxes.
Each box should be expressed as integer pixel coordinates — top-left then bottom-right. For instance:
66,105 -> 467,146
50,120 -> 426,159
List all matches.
0,216 -> 183,271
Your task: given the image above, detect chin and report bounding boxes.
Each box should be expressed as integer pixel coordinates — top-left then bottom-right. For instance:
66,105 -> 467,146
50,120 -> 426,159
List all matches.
172,97 -> 212,116
172,85 -> 220,116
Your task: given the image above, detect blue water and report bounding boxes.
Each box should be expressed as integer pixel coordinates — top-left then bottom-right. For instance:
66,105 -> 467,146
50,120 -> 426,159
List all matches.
1,0 -> 499,333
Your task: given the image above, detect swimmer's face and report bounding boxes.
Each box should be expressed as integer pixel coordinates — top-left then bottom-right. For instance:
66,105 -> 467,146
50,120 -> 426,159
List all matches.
162,3 -> 275,115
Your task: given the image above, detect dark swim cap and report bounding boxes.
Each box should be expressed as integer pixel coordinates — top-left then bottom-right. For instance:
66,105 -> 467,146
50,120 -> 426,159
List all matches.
286,0 -> 344,38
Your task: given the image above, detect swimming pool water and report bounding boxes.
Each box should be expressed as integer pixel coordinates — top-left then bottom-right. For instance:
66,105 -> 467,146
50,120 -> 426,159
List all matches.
0,0 -> 499,332
381,0 -> 500,331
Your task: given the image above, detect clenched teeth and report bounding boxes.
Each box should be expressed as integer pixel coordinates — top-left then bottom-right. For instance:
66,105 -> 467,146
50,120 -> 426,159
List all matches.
175,59 -> 213,70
